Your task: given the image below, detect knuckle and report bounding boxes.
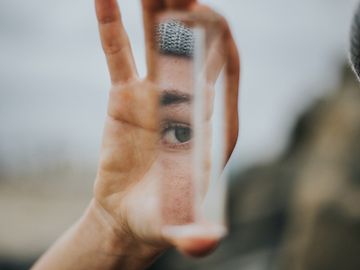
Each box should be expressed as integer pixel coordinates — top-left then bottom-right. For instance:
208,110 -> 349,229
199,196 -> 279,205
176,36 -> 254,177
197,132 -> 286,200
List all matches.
98,15 -> 118,24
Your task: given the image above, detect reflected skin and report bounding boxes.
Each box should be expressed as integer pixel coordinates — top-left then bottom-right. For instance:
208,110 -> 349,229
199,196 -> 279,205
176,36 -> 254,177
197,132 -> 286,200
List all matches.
158,57 -> 196,225
157,55 -> 213,224
32,0 -> 239,269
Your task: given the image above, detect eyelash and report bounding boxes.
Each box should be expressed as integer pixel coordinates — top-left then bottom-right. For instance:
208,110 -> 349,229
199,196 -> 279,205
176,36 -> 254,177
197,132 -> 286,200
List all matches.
160,121 -> 193,150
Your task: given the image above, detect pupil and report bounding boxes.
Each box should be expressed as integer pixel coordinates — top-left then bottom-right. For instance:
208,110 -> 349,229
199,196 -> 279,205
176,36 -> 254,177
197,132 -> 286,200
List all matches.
175,127 -> 192,143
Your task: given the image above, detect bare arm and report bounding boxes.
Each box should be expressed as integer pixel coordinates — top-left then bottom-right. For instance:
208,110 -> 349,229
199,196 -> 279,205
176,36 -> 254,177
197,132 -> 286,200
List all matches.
32,200 -> 161,270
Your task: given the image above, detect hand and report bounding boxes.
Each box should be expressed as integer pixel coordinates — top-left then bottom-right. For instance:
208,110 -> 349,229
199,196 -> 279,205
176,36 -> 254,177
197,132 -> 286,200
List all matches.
93,0 -> 240,258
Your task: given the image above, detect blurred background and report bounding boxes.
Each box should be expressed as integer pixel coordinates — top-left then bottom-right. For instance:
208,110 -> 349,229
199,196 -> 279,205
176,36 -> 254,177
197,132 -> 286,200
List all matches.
0,0 -> 359,269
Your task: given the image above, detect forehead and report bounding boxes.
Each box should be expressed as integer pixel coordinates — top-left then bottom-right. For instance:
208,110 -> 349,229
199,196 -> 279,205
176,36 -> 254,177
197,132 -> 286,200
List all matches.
155,54 -> 215,121
156,55 -> 194,95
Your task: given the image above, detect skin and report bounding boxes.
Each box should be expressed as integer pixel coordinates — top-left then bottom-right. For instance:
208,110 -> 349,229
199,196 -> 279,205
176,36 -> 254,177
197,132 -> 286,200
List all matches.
31,0 -> 240,269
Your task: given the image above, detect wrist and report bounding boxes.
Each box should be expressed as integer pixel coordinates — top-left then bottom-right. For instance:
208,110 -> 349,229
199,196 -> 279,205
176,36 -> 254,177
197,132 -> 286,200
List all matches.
84,199 -> 165,265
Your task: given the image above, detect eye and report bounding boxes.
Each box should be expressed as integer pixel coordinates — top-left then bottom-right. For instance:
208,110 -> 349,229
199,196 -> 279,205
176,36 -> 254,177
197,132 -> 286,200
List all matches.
161,123 -> 192,149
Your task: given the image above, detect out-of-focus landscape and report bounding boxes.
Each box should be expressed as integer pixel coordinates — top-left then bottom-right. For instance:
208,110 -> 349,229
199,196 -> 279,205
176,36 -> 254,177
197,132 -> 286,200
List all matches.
1,0 -> 360,269
150,65 -> 360,270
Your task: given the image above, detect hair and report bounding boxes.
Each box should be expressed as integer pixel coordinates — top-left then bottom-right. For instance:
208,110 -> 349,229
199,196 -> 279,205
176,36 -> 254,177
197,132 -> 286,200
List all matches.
156,20 -> 194,58
350,3 -> 360,81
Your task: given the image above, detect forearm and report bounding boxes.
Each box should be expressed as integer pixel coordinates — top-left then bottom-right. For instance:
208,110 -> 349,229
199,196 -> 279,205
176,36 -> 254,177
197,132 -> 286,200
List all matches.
31,200 -> 162,270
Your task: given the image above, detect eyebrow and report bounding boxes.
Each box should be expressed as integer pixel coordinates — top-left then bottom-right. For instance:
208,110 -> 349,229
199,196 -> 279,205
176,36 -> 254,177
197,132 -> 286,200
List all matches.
160,90 -> 192,106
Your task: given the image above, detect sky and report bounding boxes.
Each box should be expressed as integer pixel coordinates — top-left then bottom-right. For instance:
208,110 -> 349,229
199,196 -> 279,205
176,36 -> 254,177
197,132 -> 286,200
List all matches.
0,0 -> 359,176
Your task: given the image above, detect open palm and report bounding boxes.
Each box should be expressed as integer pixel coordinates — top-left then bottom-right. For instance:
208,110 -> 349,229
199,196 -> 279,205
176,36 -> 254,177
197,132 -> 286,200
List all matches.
93,0 -> 240,257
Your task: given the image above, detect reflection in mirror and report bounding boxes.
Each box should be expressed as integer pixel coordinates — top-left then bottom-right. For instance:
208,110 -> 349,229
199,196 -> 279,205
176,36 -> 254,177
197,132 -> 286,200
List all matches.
150,16 -> 227,230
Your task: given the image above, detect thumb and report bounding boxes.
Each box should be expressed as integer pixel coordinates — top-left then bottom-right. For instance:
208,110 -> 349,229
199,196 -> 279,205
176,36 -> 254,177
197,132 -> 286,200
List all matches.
162,224 -> 226,257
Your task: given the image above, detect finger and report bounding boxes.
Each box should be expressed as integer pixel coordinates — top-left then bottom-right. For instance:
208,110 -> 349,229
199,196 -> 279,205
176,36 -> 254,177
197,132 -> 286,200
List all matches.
164,0 -> 196,9
162,224 -> 224,257
95,0 -> 137,84
191,4 -> 240,158
176,237 -> 219,257
142,0 -> 165,80
224,33 -> 240,160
